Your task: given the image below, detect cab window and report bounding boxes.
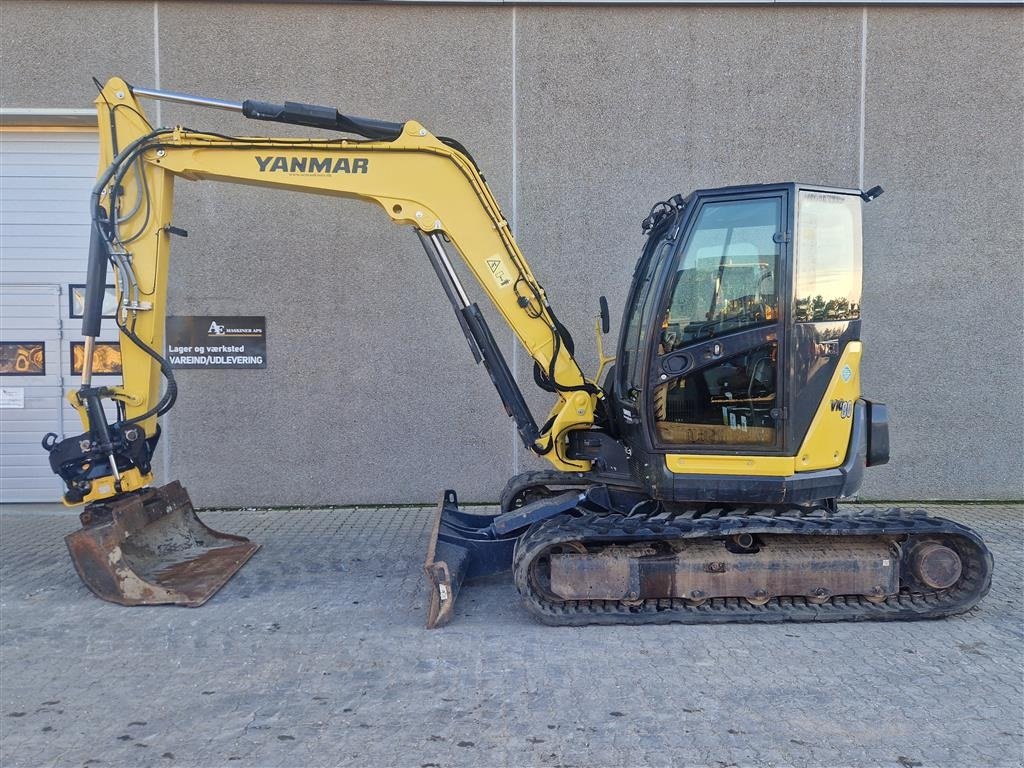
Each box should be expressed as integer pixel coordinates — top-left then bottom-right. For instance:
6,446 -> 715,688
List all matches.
661,197 -> 781,353
653,196 -> 783,447
794,191 -> 862,322
619,232 -> 674,399
654,342 -> 779,446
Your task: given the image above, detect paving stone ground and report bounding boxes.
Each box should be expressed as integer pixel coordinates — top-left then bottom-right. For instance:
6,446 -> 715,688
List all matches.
0,502 -> 1021,768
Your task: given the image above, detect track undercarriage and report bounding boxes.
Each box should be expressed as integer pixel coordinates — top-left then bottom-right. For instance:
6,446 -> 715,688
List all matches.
513,505 -> 991,626
424,473 -> 993,628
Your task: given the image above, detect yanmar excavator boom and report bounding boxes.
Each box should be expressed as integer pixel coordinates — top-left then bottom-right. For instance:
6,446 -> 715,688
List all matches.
44,78 -> 992,627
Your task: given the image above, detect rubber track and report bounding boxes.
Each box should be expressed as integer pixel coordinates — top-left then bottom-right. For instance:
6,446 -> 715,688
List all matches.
512,507 -> 993,626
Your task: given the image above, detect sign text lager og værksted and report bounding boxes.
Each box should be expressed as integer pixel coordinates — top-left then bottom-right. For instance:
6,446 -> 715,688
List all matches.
166,316 -> 266,369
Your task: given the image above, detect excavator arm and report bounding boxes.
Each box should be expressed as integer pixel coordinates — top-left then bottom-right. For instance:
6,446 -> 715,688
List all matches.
48,77 -> 602,509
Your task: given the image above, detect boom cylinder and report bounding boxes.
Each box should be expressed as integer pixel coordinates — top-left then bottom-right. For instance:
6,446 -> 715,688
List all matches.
80,222 -> 111,387
128,83 -> 403,140
129,85 -> 243,113
81,223 -> 109,340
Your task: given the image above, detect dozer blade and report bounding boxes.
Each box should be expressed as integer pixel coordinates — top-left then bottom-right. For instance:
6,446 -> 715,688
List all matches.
65,481 -> 259,606
423,490 -> 517,629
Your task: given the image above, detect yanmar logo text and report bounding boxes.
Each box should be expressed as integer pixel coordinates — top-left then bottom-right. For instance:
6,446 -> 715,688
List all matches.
255,156 -> 369,174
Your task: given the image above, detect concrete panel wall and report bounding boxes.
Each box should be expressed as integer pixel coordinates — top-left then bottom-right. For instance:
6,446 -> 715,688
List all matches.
0,1 -> 155,108
860,8 -> 1024,499
156,3 -> 517,505
2,1 -> 1020,502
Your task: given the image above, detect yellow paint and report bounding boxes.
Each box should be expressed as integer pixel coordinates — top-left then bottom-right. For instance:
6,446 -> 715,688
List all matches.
65,467 -> 152,506
593,317 -> 616,386
665,342 -> 862,477
665,454 -> 796,477
795,341 -> 861,470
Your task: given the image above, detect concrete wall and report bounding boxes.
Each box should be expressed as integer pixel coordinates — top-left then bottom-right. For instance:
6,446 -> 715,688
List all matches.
2,1 -> 1021,503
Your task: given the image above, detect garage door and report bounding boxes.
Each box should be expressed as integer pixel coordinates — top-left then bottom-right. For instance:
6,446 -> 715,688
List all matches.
0,128 -> 115,503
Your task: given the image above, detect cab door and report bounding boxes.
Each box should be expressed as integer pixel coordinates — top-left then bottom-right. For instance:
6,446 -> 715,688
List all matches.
647,189 -> 790,454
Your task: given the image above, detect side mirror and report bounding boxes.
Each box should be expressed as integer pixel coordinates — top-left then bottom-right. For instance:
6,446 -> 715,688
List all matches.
598,296 -> 610,335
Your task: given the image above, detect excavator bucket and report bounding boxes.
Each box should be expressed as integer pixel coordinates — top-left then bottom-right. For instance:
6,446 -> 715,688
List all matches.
65,481 -> 259,606
423,490 -> 517,628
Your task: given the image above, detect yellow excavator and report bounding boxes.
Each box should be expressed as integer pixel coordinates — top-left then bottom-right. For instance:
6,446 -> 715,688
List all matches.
44,77 -> 992,627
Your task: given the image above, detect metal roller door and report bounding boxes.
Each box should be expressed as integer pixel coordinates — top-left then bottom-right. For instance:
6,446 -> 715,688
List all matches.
1,128 -> 108,502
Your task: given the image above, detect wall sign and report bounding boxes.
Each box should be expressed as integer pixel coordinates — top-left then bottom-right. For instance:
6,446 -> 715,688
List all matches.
0,387 -> 25,408
166,316 -> 266,369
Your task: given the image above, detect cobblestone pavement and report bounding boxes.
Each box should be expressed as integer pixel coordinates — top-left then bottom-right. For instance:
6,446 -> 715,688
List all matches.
1,502 -> 1021,768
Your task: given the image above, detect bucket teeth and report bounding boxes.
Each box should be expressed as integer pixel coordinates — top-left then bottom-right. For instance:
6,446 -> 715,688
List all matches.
65,481 -> 259,606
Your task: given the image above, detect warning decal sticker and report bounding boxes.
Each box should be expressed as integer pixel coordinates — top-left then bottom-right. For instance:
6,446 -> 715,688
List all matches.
486,257 -> 511,288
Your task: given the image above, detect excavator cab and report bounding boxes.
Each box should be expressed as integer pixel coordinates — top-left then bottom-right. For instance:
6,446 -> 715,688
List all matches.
611,183 -> 882,503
